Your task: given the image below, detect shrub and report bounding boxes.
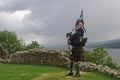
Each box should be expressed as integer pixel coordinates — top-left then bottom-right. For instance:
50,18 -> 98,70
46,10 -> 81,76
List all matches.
84,46 -> 119,70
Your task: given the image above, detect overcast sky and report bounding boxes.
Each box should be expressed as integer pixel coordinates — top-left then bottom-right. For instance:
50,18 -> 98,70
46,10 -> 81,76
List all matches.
0,0 -> 120,47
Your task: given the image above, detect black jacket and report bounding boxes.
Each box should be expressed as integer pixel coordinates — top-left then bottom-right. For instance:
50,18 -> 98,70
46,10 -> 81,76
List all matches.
69,28 -> 84,47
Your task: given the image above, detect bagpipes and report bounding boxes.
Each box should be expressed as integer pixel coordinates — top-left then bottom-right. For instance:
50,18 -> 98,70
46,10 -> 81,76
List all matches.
66,10 -> 87,49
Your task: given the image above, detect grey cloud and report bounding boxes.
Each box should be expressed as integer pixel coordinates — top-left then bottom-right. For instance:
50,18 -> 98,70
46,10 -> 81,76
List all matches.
0,0 -> 120,47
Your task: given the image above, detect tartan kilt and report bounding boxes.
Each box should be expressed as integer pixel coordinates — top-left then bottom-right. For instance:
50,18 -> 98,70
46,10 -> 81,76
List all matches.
69,46 -> 84,61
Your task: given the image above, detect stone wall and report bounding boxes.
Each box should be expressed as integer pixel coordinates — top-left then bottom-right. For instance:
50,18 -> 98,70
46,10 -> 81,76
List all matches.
10,48 -> 120,79
79,62 -> 120,78
10,48 -> 69,67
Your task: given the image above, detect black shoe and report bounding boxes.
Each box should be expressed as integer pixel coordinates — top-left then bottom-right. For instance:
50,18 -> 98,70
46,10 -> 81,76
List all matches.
73,73 -> 80,77
66,72 -> 73,76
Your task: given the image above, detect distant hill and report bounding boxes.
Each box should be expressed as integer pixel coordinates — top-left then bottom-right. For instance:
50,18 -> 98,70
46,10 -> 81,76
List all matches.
44,39 -> 120,49
86,39 -> 120,48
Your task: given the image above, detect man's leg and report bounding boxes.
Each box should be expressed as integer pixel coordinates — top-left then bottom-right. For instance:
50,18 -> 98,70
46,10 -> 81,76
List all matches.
74,61 -> 80,77
66,61 -> 73,76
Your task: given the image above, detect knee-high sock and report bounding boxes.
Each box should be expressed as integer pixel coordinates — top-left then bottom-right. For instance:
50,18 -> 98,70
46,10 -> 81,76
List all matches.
75,63 -> 80,74
69,61 -> 73,73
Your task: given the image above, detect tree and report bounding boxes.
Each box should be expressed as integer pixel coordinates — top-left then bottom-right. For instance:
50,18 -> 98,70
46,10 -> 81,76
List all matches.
0,30 -> 24,54
84,50 -> 93,62
84,46 -> 119,69
25,40 -> 43,50
91,46 -> 108,65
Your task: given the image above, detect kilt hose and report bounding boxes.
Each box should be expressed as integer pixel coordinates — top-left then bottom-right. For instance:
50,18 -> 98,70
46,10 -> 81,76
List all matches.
69,46 -> 84,61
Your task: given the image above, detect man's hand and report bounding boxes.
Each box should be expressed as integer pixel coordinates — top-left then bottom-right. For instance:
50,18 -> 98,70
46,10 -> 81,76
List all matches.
67,38 -> 71,44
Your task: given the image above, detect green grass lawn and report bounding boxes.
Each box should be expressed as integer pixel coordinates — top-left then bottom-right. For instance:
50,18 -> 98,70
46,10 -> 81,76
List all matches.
0,62 -> 119,80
